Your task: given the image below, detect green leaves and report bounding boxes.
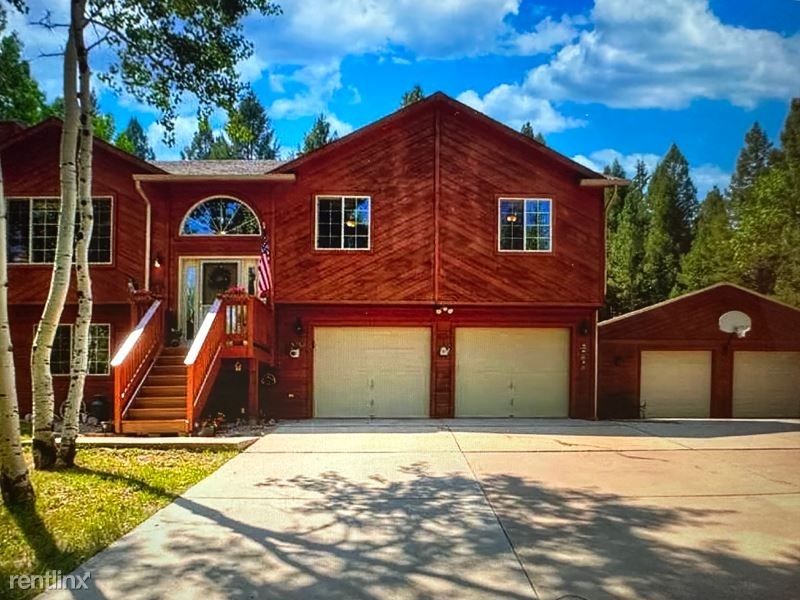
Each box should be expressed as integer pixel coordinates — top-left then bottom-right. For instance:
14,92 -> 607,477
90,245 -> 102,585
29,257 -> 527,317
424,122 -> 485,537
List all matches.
0,30 -> 47,125
301,113 -> 337,154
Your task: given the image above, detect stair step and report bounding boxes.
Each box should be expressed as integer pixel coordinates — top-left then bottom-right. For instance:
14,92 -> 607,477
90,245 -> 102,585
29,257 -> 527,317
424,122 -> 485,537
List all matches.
120,419 -> 188,434
134,397 -> 185,409
160,346 -> 187,356
157,355 -> 186,366
127,407 -> 186,420
146,374 -> 187,385
140,384 -> 186,397
150,365 -> 186,377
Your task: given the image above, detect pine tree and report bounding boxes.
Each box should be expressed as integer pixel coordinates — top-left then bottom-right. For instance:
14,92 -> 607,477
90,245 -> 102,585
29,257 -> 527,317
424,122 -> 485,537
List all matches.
115,116 -> 155,160
301,114 -> 336,153
400,85 -> 425,107
0,29 -> 48,124
641,144 -> 698,303
226,90 -> 279,159
605,161 -> 648,316
675,187 -> 734,293
729,122 -> 773,222
520,121 -> 546,145
603,159 -> 628,231
181,116 -> 233,159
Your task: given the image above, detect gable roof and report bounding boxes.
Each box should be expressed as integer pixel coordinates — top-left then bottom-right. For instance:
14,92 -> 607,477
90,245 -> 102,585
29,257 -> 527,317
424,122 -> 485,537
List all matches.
152,159 -> 284,175
599,282 -> 800,343
272,92 -> 613,182
0,117 -> 165,174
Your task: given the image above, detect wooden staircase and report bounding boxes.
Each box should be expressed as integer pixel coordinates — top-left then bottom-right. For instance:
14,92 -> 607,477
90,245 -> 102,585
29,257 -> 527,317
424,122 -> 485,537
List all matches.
120,346 -> 189,434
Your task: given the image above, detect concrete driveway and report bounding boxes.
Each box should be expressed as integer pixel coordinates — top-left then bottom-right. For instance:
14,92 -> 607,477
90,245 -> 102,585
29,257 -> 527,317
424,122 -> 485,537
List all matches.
42,419 -> 800,600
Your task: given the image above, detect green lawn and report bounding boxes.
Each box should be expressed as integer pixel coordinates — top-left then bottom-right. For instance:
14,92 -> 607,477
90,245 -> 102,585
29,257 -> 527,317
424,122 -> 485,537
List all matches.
1,447 -> 236,600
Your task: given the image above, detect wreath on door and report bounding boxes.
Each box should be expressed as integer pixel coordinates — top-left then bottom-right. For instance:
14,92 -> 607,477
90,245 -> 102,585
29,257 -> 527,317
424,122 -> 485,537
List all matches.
208,265 -> 232,291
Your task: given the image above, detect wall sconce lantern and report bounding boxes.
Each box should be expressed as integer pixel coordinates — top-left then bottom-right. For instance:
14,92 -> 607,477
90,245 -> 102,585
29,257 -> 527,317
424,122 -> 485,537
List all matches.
439,345 -> 451,357
153,253 -> 163,269
293,317 -> 304,335
289,342 -> 301,359
234,360 -> 243,372
579,319 -> 591,336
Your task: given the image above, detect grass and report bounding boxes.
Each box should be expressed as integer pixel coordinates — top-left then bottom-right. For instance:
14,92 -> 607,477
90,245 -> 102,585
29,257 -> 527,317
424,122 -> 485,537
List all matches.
0,447 -> 237,600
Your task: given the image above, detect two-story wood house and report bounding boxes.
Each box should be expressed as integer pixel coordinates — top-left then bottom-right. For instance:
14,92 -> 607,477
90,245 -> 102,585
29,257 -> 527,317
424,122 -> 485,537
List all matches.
2,93 -> 619,433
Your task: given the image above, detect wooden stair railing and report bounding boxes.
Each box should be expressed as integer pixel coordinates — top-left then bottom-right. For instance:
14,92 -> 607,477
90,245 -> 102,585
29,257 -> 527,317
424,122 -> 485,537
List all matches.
185,298 -> 225,430
111,299 -> 164,433
221,293 -> 274,358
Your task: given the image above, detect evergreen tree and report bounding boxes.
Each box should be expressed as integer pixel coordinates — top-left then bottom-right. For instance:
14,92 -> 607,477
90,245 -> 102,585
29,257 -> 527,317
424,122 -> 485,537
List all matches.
675,187 -> 734,293
603,159 -> 628,231
729,122 -> 773,221
640,144 -> 698,303
0,29 -> 47,124
301,114 -> 336,153
605,161 -> 648,316
226,90 -> 279,159
400,84 -> 425,107
520,121 -> 546,145
43,93 -> 116,141
115,116 -> 155,160
732,99 -> 800,304
181,116 -> 233,159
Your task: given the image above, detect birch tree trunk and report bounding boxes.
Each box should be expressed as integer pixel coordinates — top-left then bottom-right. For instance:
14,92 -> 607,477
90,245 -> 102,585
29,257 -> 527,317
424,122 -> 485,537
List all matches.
59,5 -> 92,467
0,152 -> 36,505
30,31 -> 79,470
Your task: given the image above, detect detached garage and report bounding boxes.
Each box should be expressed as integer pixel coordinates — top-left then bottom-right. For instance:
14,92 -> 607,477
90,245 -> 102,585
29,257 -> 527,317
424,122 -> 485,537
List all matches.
598,283 -> 800,419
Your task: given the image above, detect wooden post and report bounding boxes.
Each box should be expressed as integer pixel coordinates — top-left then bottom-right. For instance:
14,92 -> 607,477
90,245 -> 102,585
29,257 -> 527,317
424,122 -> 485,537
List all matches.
248,360 -> 259,421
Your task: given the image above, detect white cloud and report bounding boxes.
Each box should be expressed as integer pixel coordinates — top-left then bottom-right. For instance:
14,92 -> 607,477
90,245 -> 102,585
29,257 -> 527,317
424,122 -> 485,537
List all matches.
572,148 -> 731,199
147,115 -> 199,160
457,85 -> 586,133
525,0 -> 800,108
505,15 -> 585,55
269,61 -> 346,120
327,114 -> 355,138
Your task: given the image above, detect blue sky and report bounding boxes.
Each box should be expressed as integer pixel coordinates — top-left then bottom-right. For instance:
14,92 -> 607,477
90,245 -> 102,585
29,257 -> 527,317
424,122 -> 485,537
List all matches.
8,0 -> 800,197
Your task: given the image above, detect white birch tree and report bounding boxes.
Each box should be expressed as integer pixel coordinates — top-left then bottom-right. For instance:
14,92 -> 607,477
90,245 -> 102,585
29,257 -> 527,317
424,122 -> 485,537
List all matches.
0,152 -> 36,505
30,32 -> 78,470
59,2 -> 92,466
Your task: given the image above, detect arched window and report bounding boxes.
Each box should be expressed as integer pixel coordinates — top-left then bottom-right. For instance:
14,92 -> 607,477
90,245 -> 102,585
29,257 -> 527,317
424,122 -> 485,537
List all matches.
181,197 -> 260,236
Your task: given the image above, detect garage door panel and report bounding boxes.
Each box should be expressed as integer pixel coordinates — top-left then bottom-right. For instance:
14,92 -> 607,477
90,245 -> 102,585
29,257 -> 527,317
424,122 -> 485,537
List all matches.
640,351 -> 711,418
455,328 -> 570,418
733,352 -> 800,418
313,327 -> 430,418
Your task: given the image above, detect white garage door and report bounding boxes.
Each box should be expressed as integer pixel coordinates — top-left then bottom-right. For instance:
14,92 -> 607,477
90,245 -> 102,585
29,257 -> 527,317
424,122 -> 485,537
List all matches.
640,351 -> 711,418
313,327 -> 431,418
733,352 -> 800,418
455,328 -> 570,417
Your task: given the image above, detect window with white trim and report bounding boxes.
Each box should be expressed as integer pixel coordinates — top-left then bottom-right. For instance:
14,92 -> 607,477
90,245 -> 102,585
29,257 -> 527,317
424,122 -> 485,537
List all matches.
7,197 -> 113,264
181,197 -> 260,235
49,324 -> 111,376
498,198 -> 552,252
316,196 -> 370,250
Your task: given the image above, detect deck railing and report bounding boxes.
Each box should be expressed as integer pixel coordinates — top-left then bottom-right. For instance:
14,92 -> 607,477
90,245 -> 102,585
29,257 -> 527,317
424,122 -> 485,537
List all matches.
221,294 -> 273,355
184,298 -> 225,429
111,299 -> 164,433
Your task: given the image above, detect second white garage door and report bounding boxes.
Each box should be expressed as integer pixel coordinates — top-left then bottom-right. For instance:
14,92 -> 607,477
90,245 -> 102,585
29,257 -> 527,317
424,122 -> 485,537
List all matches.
640,351 -> 712,418
733,351 -> 800,418
313,327 -> 431,418
455,328 -> 570,417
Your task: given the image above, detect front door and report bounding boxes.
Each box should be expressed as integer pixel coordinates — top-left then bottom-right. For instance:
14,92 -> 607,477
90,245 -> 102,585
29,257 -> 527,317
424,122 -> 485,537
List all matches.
179,257 -> 257,341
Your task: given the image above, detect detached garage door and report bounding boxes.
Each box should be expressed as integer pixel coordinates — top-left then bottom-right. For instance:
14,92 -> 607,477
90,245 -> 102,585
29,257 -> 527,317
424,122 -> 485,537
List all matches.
733,352 -> 800,418
313,327 -> 430,418
455,328 -> 570,417
640,351 -> 711,418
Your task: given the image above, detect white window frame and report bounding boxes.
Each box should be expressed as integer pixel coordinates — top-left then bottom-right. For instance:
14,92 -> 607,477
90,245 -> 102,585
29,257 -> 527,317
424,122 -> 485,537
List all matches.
497,197 -> 553,253
179,195 -> 261,237
45,323 -> 112,376
7,196 -> 114,265
314,195 -> 371,251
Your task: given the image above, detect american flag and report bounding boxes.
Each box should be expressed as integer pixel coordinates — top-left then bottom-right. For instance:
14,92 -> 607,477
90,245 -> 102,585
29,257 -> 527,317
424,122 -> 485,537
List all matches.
257,221 -> 273,300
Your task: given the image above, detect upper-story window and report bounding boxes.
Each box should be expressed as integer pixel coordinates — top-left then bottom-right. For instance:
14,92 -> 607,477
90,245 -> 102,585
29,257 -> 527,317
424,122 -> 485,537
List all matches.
181,196 -> 260,235
498,198 -> 552,252
316,196 -> 370,250
7,197 -> 113,264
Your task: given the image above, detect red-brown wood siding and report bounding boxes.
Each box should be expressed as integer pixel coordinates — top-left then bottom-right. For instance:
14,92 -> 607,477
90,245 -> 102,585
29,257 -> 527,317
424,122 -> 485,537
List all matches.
437,106 -> 605,305
270,110 -> 437,304
262,304 -> 596,420
597,284 -> 800,419
3,125 -> 150,305
9,303 -> 131,415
